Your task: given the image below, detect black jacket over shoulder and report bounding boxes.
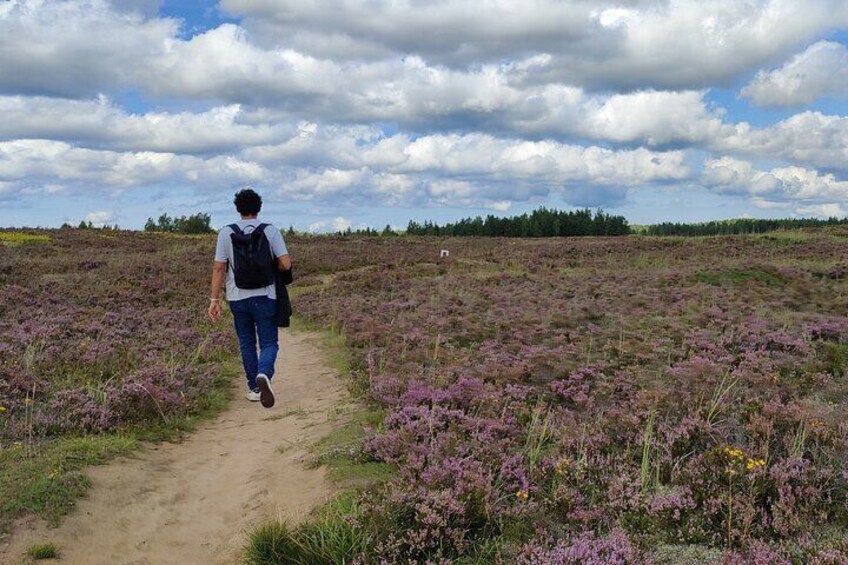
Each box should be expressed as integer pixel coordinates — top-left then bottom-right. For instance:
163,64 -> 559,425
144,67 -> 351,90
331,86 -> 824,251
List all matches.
275,267 -> 293,327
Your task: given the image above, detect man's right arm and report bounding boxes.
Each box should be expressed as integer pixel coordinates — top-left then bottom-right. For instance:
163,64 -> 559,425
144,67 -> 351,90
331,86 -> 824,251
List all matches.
208,260 -> 226,322
210,261 -> 227,299
209,230 -> 228,322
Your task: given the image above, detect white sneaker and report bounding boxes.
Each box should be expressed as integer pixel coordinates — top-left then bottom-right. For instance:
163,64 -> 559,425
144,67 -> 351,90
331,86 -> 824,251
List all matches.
245,389 -> 261,402
256,374 -> 275,408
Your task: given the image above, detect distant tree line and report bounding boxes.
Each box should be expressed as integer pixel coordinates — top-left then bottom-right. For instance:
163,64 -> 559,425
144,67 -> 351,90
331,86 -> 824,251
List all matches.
336,225 -> 399,237
406,207 -> 631,237
645,217 -> 848,236
61,221 -> 120,230
144,213 -> 213,234
286,224 -> 400,237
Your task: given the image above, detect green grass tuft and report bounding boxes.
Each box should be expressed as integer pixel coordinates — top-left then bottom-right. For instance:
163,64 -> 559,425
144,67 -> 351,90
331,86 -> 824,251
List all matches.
26,542 -> 58,560
243,493 -> 368,565
243,521 -> 297,564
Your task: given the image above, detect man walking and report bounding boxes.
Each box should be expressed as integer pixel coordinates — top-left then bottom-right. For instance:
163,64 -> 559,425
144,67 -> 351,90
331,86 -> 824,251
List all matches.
208,188 -> 291,408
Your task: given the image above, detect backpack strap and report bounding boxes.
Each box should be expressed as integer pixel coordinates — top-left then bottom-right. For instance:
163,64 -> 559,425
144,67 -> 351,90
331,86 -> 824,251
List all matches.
226,223 -> 244,274
251,223 -> 270,247
231,223 -> 268,238
255,224 -> 274,261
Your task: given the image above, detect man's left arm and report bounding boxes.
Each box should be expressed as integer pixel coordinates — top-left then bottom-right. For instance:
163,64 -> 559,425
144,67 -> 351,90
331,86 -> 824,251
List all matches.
271,228 -> 292,271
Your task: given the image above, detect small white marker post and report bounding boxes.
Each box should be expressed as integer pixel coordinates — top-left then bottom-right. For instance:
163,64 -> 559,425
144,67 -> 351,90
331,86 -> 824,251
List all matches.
440,249 -> 450,258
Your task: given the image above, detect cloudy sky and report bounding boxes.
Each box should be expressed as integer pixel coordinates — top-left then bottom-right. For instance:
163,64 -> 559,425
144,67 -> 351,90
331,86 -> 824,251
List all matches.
1,0 -> 848,231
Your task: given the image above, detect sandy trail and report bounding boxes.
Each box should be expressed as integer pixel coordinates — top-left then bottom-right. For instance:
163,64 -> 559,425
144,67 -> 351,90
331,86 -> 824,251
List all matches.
1,330 -> 343,565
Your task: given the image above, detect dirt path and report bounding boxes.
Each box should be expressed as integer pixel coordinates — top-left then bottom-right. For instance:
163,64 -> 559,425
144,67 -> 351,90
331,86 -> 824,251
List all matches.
1,330 -> 343,565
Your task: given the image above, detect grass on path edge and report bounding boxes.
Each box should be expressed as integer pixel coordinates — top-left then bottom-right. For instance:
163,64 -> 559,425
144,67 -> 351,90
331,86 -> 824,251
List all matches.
242,315 -> 393,564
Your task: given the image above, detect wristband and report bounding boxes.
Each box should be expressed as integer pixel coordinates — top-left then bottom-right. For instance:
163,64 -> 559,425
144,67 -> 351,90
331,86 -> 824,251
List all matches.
210,298 -> 221,302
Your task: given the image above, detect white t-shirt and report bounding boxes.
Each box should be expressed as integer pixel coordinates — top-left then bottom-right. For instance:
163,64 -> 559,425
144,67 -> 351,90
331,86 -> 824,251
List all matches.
214,220 -> 288,302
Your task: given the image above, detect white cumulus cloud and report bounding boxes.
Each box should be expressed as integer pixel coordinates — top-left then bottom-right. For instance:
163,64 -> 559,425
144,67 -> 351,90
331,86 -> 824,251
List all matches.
742,41 -> 848,107
4,0 -> 846,102
0,0 -> 177,97
85,210 -> 115,226
306,216 -> 354,233
0,96 -> 293,153
0,139 -> 266,193
796,202 -> 848,217
222,0 -> 848,90
714,111 -> 848,171
702,157 -> 848,202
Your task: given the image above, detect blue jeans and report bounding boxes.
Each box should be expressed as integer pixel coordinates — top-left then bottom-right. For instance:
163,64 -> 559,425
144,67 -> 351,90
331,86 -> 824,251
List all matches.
229,296 -> 278,391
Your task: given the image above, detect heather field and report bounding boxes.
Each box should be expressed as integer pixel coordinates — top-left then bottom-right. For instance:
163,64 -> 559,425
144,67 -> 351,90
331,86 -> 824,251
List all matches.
4,229 -> 848,564
0,229 -> 234,529
287,230 -> 848,563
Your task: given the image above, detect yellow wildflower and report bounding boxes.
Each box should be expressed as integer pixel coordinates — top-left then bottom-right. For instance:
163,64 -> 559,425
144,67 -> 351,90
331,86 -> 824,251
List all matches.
555,458 -> 571,475
746,458 -> 766,471
723,447 -> 745,461
722,447 -> 747,476
516,490 -> 529,501
0,406 -> 6,412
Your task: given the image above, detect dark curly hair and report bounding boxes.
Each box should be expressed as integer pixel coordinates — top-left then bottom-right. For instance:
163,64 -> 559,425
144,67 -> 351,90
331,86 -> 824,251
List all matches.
234,188 -> 262,216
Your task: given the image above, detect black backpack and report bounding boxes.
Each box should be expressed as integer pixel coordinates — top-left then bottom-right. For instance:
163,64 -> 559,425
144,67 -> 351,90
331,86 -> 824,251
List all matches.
228,223 -> 274,289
